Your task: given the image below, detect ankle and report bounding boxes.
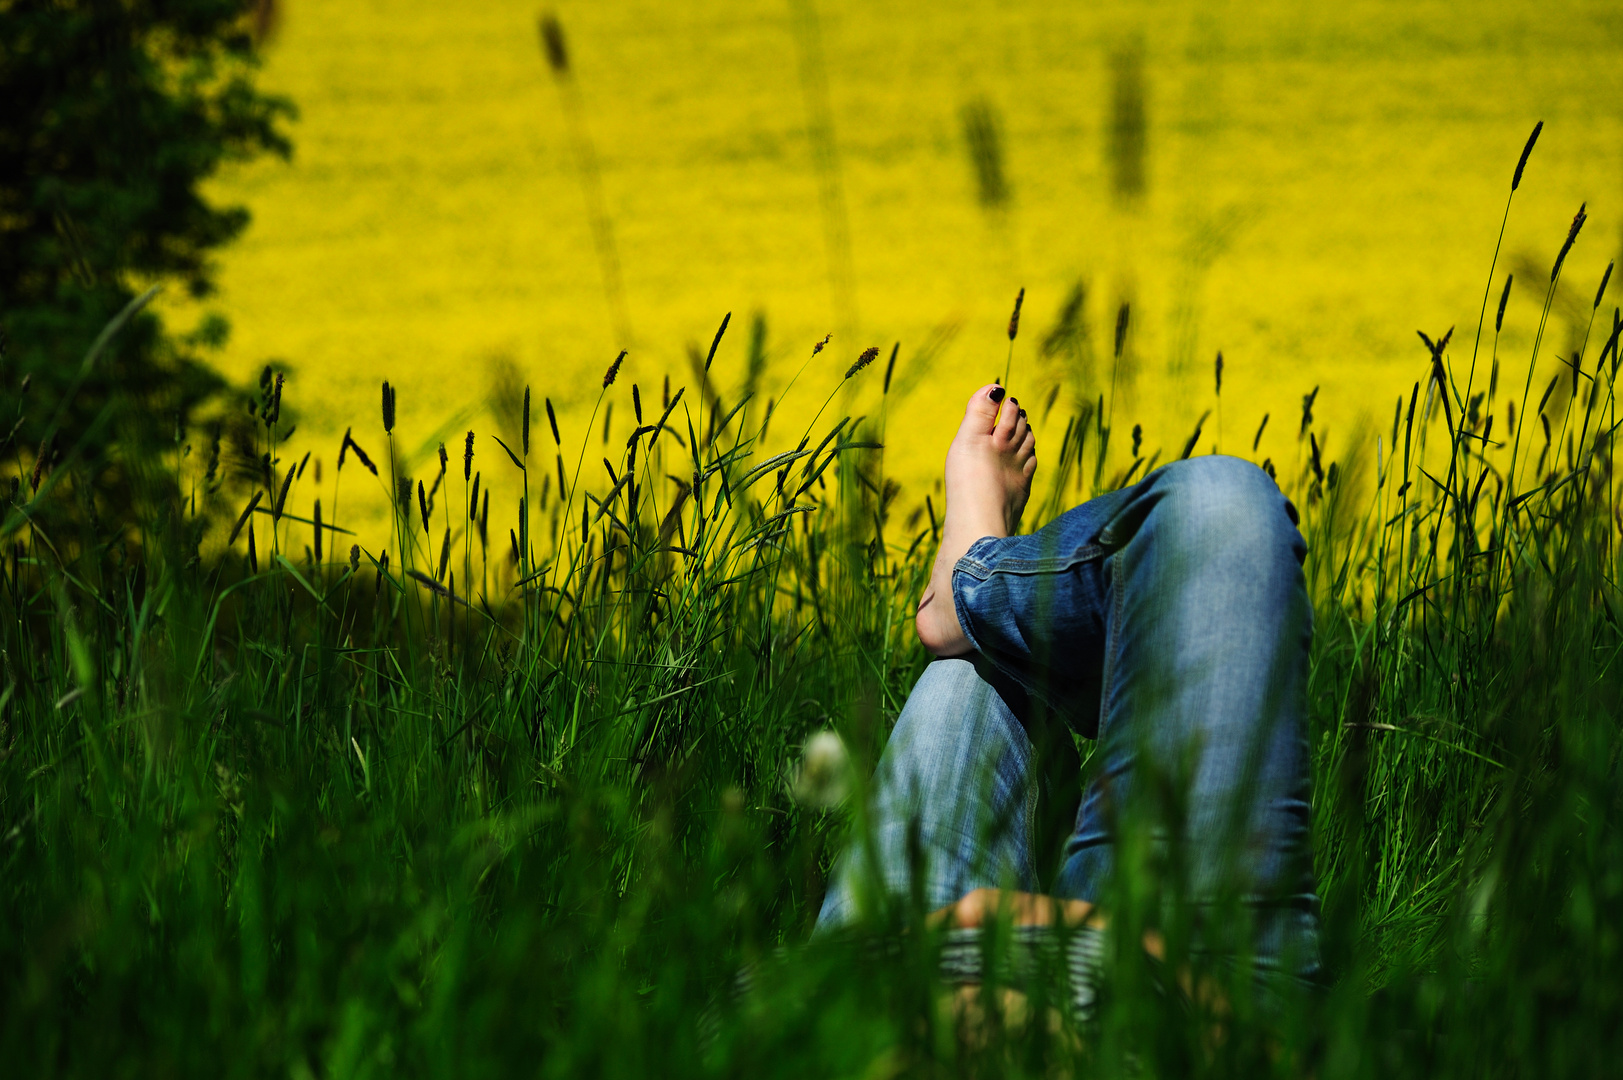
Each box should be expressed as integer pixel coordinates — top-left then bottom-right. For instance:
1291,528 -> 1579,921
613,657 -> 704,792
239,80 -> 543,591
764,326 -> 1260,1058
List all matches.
917,587 -> 971,657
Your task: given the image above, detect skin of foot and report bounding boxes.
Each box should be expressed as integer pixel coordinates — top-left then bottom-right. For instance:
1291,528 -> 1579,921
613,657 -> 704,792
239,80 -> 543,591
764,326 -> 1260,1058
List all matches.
930,888 -> 1100,932
915,383 -> 1037,657
934,890 -> 1221,1051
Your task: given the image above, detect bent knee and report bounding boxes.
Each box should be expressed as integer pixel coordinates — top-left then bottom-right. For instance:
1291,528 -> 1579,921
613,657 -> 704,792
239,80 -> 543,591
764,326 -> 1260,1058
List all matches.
1151,456 -> 1302,563
884,660 -> 1027,770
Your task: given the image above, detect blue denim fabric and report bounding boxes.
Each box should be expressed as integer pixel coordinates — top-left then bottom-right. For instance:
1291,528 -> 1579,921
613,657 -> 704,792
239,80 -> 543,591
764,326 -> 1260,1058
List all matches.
818,456 -> 1319,980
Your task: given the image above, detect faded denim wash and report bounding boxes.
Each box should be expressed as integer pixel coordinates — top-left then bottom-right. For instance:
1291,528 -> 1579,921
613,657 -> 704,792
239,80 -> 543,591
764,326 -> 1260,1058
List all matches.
817,456 -> 1320,980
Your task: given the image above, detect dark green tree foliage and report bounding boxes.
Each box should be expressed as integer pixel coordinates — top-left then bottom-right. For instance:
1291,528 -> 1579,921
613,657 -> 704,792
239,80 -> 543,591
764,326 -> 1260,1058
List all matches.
0,0 -> 292,538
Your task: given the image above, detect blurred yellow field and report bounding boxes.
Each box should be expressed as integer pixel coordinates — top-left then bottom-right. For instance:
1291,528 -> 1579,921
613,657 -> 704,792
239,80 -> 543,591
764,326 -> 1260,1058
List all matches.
164,0 -> 1623,542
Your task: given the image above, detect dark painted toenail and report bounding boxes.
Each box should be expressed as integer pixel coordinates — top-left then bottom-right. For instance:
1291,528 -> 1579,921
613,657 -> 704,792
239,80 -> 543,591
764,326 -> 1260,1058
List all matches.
989,386 -> 1005,403
1019,409 -> 1027,418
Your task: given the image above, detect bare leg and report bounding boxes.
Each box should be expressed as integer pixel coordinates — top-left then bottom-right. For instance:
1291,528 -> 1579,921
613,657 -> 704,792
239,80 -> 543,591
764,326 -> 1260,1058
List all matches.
916,384 -> 1037,657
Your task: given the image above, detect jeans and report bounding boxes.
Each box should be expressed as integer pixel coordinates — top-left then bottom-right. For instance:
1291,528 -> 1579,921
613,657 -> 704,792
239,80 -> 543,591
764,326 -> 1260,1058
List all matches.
817,456 -> 1320,980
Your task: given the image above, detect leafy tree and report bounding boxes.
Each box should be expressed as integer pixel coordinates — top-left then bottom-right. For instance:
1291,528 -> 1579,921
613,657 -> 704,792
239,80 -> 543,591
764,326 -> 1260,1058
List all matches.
0,0 -> 292,546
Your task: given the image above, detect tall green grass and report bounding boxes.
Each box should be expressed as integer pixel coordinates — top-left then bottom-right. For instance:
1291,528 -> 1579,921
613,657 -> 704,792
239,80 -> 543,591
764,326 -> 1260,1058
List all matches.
2,143 -> 1621,1076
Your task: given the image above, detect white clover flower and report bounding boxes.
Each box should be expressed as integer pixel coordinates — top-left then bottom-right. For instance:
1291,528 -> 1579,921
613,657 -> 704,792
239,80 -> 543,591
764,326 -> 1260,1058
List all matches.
791,730 -> 851,809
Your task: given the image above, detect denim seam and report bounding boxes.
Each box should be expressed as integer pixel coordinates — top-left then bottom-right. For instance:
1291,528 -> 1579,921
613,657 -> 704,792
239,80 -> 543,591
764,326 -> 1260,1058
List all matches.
1098,550 -> 1126,736
949,568 -> 984,659
953,544 -> 1104,580
949,564 -> 1070,728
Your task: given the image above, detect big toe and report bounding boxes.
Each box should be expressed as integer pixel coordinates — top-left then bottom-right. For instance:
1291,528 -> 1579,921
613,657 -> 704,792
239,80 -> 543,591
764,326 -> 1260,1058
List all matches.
960,383 -> 1006,433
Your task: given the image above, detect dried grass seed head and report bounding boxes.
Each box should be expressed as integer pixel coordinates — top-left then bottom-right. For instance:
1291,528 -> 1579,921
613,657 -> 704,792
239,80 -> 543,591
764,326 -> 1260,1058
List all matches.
1496,273 -> 1514,332
603,349 -> 626,387
845,346 -> 880,381
1007,287 -> 1025,341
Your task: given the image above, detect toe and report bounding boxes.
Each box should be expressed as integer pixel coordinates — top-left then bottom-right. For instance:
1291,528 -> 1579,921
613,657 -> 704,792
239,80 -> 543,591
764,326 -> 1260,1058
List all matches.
1010,410 -> 1029,449
993,396 -> 1021,444
962,383 -> 1005,433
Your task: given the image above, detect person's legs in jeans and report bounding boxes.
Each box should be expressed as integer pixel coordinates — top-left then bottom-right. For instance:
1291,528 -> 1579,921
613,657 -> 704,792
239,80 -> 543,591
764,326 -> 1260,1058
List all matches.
952,453 -> 1319,976
815,658 -> 1041,927
822,383 -> 1318,979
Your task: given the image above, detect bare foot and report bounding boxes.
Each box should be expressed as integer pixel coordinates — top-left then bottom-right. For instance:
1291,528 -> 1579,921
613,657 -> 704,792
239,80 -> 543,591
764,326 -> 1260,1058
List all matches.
915,384 -> 1037,656
931,888 -> 1100,931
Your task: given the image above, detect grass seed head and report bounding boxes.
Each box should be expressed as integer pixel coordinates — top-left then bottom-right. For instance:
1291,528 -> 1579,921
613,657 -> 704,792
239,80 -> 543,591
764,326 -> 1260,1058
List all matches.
228,491 -> 262,546
28,434 -> 51,492
1114,303 -> 1130,359
811,333 -> 830,357
546,398 -> 560,445
1595,261 -> 1613,310
706,315 -> 730,373
632,383 -> 642,423
1512,119 -> 1542,191
1007,287 -> 1025,341
1215,351 -> 1224,396
522,387 -> 531,455
463,430 -> 474,479
349,544 -> 360,573
845,346 -> 880,380
960,97 -> 1009,210
603,349 -> 626,388
347,434 -> 378,476
539,13 -> 569,75
1497,273 -> 1514,332
381,381 -> 395,433
1551,202 -> 1587,282
273,464 -> 294,520
417,481 -> 429,533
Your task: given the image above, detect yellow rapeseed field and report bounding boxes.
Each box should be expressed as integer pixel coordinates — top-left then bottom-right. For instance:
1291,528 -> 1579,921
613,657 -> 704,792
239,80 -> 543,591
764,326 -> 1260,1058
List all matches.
164,0 -> 1623,544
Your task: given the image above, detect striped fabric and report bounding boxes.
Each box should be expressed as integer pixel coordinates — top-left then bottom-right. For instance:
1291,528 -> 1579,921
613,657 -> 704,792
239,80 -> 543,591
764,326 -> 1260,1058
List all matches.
703,924 -> 1111,1047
